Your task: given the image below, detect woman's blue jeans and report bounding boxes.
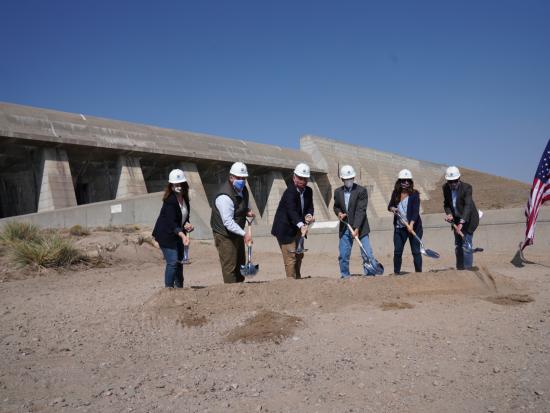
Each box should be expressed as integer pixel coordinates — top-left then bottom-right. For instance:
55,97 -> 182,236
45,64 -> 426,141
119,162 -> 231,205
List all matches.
393,227 -> 422,274
160,243 -> 184,288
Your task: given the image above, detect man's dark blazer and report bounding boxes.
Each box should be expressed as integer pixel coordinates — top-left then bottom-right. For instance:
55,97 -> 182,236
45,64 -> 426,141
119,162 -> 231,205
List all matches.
271,184 -> 314,244
333,183 -> 370,238
443,181 -> 479,234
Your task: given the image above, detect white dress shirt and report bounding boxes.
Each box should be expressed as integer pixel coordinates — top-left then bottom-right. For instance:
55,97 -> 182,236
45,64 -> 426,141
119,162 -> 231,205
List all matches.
215,194 -> 247,236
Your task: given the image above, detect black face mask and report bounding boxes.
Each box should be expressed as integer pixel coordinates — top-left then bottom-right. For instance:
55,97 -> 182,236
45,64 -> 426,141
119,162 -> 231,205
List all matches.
448,181 -> 460,190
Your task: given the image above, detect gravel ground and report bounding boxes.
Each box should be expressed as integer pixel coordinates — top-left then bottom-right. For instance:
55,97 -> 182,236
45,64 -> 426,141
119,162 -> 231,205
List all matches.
1,230 -> 549,413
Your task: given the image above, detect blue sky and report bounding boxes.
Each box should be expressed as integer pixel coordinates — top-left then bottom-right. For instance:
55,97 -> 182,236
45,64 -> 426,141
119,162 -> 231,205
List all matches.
1,0 -> 549,183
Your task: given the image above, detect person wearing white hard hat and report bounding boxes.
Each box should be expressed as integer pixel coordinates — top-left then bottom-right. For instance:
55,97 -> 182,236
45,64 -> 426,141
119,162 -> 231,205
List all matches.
387,169 -> 423,275
152,169 -> 194,288
333,165 -> 381,277
442,166 -> 479,270
210,162 -> 255,283
271,163 -> 315,279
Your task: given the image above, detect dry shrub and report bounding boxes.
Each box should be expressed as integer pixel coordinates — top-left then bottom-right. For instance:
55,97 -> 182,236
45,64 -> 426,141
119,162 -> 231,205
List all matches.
69,225 -> 91,237
0,221 -> 42,243
7,232 -> 83,268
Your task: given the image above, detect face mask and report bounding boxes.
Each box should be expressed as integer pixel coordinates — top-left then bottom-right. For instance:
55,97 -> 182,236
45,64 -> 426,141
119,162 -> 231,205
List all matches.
400,180 -> 411,189
233,179 -> 245,192
293,175 -> 307,190
344,179 -> 354,189
172,185 -> 182,193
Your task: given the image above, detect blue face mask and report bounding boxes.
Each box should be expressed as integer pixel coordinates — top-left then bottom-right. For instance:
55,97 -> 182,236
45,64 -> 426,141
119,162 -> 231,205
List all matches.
233,179 -> 245,192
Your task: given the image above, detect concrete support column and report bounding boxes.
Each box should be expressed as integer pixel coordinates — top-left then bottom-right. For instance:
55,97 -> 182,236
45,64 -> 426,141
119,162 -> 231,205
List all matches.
37,148 -> 77,212
309,176 -> 332,221
115,156 -> 147,199
262,171 -> 288,228
245,181 -> 265,233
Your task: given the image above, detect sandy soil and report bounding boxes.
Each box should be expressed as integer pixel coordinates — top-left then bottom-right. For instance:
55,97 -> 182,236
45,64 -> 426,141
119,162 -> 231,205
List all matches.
1,229 -> 549,412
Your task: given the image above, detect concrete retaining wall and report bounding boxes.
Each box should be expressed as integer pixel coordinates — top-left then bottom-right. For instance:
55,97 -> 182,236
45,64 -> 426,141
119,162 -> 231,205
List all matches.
2,193 -> 548,259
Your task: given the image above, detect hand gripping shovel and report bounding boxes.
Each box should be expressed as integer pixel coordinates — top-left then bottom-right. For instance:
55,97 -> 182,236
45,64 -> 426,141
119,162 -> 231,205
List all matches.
290,226 -> 309,254
394,211 -> 440,259
342,220 -> 384,275
240,218 -> 259,277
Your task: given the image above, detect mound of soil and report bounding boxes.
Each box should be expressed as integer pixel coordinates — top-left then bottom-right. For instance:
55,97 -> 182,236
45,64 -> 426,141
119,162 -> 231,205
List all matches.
141,267 -> 521,329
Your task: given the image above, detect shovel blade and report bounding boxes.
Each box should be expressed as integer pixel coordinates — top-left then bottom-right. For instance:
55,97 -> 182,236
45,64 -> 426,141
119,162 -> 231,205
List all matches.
240,263 -> 259,277
421,248 -> 440,259
363,260 -> 384,276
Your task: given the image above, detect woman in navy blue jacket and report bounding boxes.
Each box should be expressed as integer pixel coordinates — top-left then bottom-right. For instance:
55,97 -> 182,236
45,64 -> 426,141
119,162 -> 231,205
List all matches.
152,169 -> 193,288
387,169 -> 422,275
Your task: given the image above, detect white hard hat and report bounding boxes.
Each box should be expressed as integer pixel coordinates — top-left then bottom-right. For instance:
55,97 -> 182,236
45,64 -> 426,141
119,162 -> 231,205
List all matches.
229,162 -> 248,177
340,165 -> 356,179
445,166 -> 461,180
294,163 -> 310,178
168,169 -> 187,184
398,169 -> 413,180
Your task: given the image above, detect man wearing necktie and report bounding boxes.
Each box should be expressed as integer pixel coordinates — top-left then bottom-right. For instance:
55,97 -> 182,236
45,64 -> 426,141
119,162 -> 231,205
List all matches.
271,163 -> 315,279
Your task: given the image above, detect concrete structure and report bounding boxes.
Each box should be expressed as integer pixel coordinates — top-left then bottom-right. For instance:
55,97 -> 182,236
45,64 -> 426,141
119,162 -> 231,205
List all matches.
0,102 -> 325,228
0,102 -> 539,247
37,147 -> 77,212
301,135 -> 445,217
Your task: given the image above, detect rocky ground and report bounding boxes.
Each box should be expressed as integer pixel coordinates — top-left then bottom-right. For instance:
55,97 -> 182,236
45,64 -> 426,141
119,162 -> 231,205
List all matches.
1,229 -> 549,412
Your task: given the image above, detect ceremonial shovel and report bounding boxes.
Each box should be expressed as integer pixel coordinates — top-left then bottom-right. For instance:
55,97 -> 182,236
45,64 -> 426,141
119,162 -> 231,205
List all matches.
290,226 -> 309,254
452,224 -> 484,253
342,219 -> 384,275
394,211 -> 440,259
451,210 -> 484,253
240,218 -> 259,277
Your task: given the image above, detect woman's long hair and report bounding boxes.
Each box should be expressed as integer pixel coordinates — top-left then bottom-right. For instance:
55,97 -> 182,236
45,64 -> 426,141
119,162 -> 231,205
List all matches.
163,182 -> 190,205
392,179 -> 418,204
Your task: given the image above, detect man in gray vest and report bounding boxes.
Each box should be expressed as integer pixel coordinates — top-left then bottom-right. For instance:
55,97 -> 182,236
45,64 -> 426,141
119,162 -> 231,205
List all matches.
210,162 -> 254,283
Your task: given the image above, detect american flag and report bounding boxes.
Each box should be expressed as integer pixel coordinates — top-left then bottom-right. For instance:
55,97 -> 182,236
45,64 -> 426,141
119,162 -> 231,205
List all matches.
522,139 -> 550,250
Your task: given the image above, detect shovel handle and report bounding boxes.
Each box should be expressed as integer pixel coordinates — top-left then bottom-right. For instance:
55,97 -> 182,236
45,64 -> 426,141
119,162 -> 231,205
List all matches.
245,216 -> 254,246
452,223 -> 465,238
393,211 -> 416,236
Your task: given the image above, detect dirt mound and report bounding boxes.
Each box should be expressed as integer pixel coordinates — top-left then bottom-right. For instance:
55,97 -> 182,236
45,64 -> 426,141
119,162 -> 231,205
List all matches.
142,268 -> 521,323
225,310 -> 302,343
422,167 -> 530,213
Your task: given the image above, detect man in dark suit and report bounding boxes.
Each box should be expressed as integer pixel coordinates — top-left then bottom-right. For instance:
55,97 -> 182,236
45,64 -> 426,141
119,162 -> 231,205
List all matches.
271,163 -> 315,279
334,165 -> 379,277
443,166 -> 479,270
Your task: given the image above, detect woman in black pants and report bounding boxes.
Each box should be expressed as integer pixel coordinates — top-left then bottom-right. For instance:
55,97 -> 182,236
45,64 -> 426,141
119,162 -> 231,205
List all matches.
152,169 -> 193,288
387,169 -> 422,275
